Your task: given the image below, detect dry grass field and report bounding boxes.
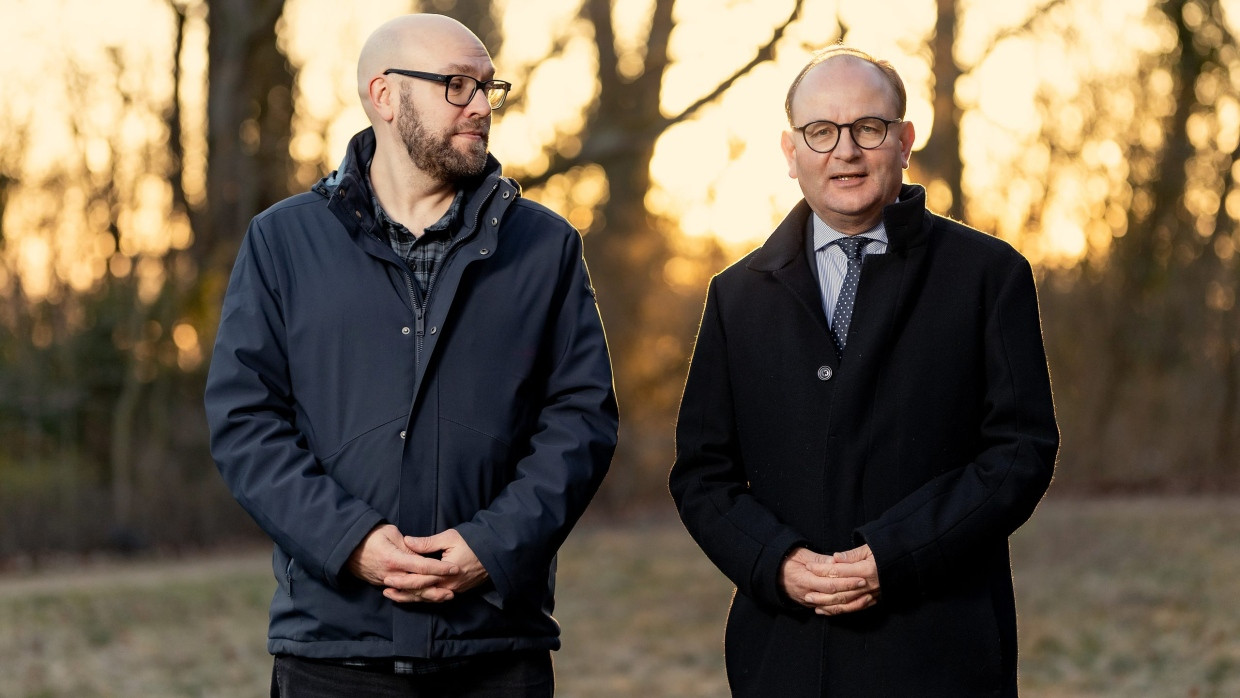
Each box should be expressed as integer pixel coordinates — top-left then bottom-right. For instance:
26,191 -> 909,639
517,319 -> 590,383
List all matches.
1,496 -> 1237,697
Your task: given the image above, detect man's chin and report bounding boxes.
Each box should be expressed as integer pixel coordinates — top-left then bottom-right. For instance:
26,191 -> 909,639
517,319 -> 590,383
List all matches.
446,155 -> 488,182
452,132 -> 489,152
456,145 -> 489,171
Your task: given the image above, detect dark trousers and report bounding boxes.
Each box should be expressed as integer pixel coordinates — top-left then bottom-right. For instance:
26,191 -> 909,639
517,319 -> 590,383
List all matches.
271,651 -> 554,698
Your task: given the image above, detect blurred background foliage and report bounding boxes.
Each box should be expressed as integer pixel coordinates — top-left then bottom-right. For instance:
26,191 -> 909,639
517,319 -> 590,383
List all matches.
1,0 -> 1238,560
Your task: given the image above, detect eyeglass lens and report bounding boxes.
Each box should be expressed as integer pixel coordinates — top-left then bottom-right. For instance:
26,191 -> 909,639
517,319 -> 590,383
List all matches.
444,76 -> 507,109
802,118 -> 890,152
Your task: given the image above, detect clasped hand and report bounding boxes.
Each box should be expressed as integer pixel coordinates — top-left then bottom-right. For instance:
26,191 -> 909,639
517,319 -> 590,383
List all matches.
780,544 -> 880,616
346,524 -> 488,603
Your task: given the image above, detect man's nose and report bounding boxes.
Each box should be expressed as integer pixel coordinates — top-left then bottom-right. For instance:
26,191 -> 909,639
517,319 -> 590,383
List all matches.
832,127 -> 862,158
463,86 -> 493,117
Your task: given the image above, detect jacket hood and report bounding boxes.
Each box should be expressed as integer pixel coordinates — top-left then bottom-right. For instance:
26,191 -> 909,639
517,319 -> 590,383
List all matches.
748,183 -> 930,273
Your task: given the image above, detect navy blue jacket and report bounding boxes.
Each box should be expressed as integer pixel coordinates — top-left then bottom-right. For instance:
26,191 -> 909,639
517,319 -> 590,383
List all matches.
671,185 -> 1057,697
205,128 -> 618,659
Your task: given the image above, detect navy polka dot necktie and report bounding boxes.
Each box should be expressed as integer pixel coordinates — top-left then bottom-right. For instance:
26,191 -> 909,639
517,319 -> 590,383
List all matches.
831,236 -> 875,356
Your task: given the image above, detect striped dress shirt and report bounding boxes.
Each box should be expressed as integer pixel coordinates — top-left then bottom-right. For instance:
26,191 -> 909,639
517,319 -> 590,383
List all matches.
810,214 -> 890,327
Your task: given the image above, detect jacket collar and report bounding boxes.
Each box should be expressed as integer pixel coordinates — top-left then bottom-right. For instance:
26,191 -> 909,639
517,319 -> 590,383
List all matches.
747,183 -> 928,273
314,127 -> 514,244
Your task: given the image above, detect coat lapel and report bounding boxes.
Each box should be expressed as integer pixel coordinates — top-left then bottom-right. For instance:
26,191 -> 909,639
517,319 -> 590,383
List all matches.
747,188 -> 934,367
749,200 -> 834,343
844,185 -> 933,371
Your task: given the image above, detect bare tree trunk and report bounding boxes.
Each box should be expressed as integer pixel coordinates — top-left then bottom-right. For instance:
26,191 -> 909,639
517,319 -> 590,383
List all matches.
110,336 -> 143,532
568,0 -> 807,499
202,0 -> 296,273
1090,0 -> 1202,443
918,0 -> 964,220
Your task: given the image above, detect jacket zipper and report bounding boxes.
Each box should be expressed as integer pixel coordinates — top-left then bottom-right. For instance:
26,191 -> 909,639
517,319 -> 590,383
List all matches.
394,181 -> 500,656
400,269 -> 425,369
404,180 -> 501,372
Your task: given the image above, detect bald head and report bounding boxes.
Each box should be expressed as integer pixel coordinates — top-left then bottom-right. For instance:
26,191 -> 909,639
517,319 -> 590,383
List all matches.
785,46 -> 906,126
357,14 -> 492,119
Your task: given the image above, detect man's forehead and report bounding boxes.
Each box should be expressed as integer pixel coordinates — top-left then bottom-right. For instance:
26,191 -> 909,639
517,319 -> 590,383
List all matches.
793,59 -> 895,114
801,57 -> 882,91
438,59 -> 495,77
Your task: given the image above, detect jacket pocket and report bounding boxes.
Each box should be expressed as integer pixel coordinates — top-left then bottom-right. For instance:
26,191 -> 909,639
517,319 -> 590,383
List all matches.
318,414 -> 406,519
433,418 -> 516,528
273,545 -> 294,598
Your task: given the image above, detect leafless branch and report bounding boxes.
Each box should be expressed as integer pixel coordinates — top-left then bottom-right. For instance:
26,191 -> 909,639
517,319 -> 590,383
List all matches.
659,0 -> 806,130
972,0 -> 1072,65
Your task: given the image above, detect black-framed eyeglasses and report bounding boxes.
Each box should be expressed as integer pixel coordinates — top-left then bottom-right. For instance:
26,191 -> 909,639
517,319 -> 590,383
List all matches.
792,117 -> 902,153
382,69 -> 512,109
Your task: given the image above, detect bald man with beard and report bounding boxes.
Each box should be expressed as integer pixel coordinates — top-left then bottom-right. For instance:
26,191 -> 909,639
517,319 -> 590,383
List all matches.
205,14 -> 618,697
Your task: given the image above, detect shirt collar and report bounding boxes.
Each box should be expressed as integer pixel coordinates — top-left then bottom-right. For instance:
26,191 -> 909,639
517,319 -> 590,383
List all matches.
810,197 -> 897,252
812,216 -> 891,252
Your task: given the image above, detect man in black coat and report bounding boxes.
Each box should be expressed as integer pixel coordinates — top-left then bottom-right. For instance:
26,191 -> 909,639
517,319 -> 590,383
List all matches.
669,46 -> 1058,697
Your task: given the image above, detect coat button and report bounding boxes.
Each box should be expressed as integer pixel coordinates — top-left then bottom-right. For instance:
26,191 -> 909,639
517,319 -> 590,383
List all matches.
490,217 -> 498,226
401,327 -> 410,335
502,191 -> 511,199
479,248 -> 489,255
429,326 -> 437,335
817,365 -> 833,381
399,430 -> 406,439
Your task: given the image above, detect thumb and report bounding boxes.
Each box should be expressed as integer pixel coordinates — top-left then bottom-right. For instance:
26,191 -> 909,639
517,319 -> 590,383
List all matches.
833,545 -> 869,564
404,533 -> 446,555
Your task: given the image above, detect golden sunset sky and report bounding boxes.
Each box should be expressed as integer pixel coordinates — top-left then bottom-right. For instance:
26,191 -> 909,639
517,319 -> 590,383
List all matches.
0,0 -> 1205,300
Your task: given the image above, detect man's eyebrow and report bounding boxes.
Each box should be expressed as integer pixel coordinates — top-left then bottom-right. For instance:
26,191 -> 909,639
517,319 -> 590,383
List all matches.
443,63 -> 487,74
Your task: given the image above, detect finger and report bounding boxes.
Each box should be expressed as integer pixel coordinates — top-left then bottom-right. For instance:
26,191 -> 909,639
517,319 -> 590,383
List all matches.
804,560 -> 832,576
800,551 -> 833,568
802,574 -> 867,594
788,548 -> 829,568
393,554 -> 460,577
404,533 -> 451,555
383,573 -> 434,591
806,561 -> 856,578
814,592 -> 877,616
379,567 -> 463,590
826,560 -> 875,579
806,587 -> 870,608
384,586 -> 455,603
832,545 -> 872,564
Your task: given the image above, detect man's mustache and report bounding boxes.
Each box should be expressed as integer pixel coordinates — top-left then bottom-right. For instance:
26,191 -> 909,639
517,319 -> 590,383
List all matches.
454,120 -> 490,139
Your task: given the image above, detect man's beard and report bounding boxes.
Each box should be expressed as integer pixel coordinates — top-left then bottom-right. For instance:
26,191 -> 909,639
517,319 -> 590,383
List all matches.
397,88 -> 489,184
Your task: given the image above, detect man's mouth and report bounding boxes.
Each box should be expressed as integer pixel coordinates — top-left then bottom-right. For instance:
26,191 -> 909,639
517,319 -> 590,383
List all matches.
455,121 -> 490,140
832,173 -> 865,181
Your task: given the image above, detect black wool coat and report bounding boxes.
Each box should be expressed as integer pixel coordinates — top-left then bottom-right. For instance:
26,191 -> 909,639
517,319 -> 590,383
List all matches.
670,184 -> 1058,697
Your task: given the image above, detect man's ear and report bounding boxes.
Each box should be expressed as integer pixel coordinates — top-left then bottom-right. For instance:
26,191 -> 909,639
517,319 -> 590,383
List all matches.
780,130 -> 800,180
898,120 -> 915,169
368,75 -> 397,124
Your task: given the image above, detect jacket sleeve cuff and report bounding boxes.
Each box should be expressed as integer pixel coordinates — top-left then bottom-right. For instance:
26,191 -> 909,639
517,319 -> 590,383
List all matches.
855,523 -> 934,606
324,510 -> 386,587
453,521 -> 516,609
751,530 -> 810,611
